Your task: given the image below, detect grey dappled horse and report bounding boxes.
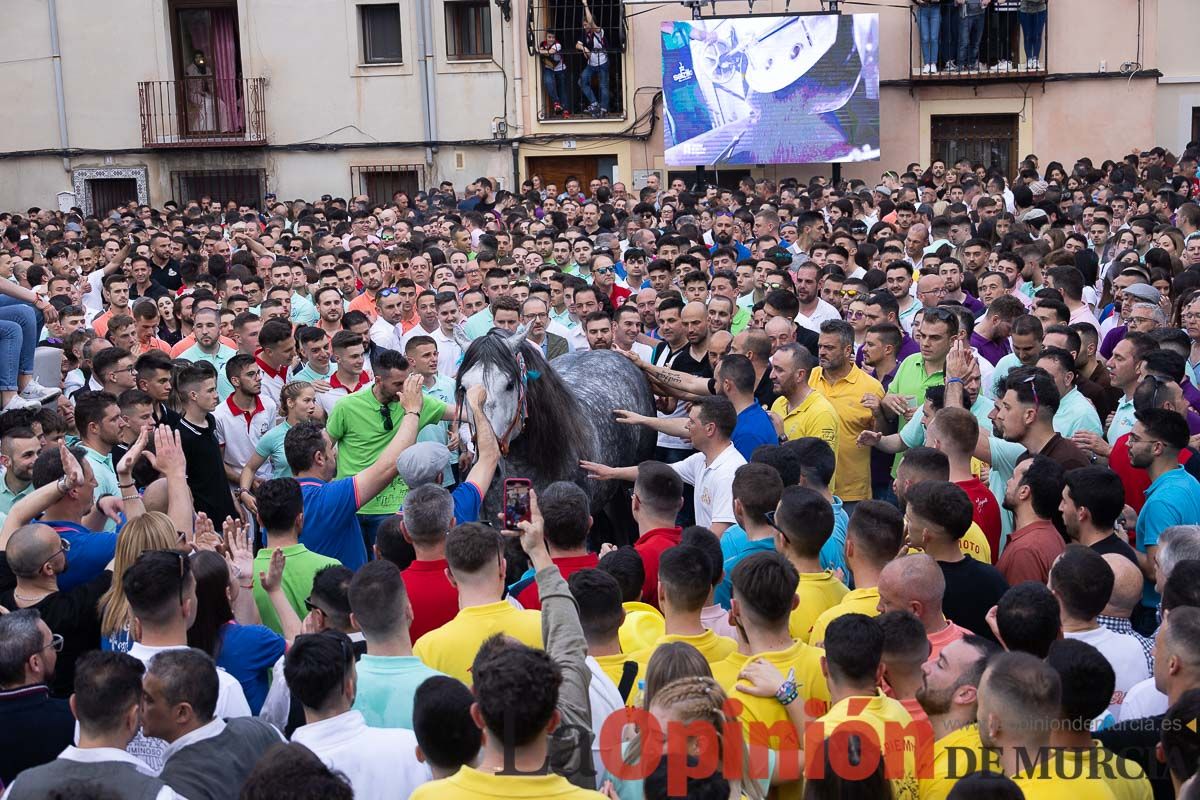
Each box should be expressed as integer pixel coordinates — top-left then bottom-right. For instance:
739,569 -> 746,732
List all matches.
454,328 -> 656,519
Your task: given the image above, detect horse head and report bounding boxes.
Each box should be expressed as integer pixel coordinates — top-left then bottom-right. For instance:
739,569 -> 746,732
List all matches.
455,325 -> 542,456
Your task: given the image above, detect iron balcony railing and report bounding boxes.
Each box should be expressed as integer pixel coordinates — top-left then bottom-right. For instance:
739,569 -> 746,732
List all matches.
138,77 -> 267,147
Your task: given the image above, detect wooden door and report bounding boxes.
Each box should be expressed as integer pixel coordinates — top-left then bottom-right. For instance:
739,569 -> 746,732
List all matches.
525,156 -> 599,194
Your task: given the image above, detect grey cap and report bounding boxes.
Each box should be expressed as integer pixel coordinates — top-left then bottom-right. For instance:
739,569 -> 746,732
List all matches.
874,184 -> 893,197
396,442 -> 452,489
1020,207 -> 1048,224
1122,283 -> 1161,304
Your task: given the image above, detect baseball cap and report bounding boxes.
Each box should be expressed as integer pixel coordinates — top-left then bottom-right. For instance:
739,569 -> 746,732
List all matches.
395,442 -> 453,489
1122,283 -> 1161,304
1029,180 -> 1049,197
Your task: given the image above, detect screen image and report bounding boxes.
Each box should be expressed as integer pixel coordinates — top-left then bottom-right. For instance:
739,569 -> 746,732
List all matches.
661,13 -> 880,166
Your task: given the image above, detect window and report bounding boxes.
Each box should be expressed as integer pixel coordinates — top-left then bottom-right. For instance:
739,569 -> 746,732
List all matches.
171,169 -> 266,206
446,0 -> 492,60
931,114 -> 1019,177
359,3 -> 403,64
351,165 -> 423,205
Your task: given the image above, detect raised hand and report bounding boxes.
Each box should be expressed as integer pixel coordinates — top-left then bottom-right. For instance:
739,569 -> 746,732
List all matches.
223,517 -> 254,583
401,373 -> 425,414
116,424 -> 152,477
258,547 -> 286,593
145,425 -> 187,479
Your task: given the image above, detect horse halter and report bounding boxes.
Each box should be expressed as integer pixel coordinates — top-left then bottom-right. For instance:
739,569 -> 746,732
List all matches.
456,350 -> 540,458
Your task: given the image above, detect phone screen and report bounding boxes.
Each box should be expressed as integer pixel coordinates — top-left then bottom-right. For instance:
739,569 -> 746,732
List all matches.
504,482 -> 532,529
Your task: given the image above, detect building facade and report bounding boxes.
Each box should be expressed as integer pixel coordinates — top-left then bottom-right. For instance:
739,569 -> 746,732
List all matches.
0,0 -> 1195,210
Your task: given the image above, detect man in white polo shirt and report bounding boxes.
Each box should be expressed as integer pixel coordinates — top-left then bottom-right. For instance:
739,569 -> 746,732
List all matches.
214,354 -> 277,499
318,332 -> 373,415
582,396 -> 746,535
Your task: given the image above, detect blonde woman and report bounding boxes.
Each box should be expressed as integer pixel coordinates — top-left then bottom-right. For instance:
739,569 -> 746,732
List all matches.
237,382 -> 319,514
96,511 -> 182,652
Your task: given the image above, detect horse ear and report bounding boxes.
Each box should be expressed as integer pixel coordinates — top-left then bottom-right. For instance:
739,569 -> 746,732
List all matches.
452,323 -> 473,353
507,323 -> 532,350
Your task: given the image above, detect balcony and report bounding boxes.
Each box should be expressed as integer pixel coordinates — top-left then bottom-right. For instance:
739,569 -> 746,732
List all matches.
528,0 -> 626,121
138,77 -> 267,148
908,5 -> 1047,84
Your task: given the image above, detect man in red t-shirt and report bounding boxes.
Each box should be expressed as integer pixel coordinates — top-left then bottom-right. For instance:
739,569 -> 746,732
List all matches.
509,482 -> 598,610
929,407 -> 1002,559
625,462 -> 686,607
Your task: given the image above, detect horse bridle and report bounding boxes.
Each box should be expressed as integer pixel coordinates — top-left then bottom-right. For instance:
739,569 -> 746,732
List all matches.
455,350 -> 538,458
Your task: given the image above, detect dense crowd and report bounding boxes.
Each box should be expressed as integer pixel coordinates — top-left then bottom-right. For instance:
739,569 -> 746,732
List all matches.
1,144 -> 1200,800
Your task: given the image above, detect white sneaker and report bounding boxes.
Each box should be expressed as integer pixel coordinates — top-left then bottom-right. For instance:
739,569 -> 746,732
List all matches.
928,64 -> 938,74
1031,57 -> 1040,70
2,395 -> 40,412
19,379 -> 60,404
992,60 -> 1011,72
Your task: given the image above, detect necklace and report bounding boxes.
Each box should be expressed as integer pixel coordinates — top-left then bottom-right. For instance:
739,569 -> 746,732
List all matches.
13,590 -> 50,605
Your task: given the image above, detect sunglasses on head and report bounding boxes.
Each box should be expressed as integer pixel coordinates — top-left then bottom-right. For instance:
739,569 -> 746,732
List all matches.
378,287 -> 401,298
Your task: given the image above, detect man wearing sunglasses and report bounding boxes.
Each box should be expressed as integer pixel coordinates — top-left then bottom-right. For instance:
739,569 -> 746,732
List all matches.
0,609 -> 73,785
589,253 -> 629,307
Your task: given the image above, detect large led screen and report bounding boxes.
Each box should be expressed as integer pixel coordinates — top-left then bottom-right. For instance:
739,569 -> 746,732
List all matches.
661,13 -> 880,166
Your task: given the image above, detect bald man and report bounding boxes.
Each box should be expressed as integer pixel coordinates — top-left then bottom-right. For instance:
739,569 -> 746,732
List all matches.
764,315 -> 795,355
1098,553 -> 1155,674
877,554 -> 968,663
1,523 -> 112,697
915,273 -> 948,310
706,330 -> 733,371
731,329 -> 778,406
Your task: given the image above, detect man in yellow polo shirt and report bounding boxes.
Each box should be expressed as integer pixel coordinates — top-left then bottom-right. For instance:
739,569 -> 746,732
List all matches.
628,544 -> 737,679
413,523 -> 542,684
809,501 -> 906,648
810,319 -> 885,502
769,343 -> 839,453
916,635 -> 1000,799
410,635 -> 606,800
977,651 -> 1116,800
810,614 -> 923,800
769,485 -> 848,643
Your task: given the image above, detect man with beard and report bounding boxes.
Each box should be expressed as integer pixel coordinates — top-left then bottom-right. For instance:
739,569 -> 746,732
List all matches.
0,426 -> 39,519
0,610 -> 75,784
793,262 -> 841,330
915,635 -> 999,800
995,456 -> 1067,586
1129,408 -> 1200,626
811,320 -> 883,505
347,259 -> 386,322
709,210 -> 749,261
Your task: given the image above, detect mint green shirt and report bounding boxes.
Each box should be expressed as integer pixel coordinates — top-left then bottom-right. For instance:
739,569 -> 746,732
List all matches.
254,421 -> 294,478
1053,387 -> 1103,437
352,655 -> 446,729
293,362 -> 333,384
81,445 -> 119,532
462,308 -> 494,340
180,343 -> 238,400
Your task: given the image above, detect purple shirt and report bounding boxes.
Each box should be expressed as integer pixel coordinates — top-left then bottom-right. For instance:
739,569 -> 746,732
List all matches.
970,331 -> 1011,366
856,332 -> 920,367
961,292 -> 986,316
1182,378 -> 1200,413
1100,324 -> 1127,360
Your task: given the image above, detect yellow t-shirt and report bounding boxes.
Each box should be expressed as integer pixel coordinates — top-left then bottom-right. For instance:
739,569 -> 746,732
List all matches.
789,571 -> 850,644
713,641 -> 831,743
814,691 -> 923,800
906,523 -> 991,564
410,764 -> 605,800
1045,745 -> 1150,800
810,366 -> 885,502
593,652 -> 642,707
919,723 -> 985,800
412,600 -> 543,686
1010,748 -> 1120,800
618,601 -> 665,653
629,629 -> 738,692
808,586 -> 881,648
771,392 -> 840,455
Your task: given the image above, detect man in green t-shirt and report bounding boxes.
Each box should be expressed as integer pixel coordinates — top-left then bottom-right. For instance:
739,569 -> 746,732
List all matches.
325,349 -> 458,547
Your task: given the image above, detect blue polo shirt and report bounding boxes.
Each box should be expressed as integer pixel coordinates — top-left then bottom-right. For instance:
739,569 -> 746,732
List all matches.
1137,466 -> 1200,607
732,404 -> 778,460
452,481 -> 483,525
819,497 -> 850,582
296,477 -> 369,569
44,521 -> 117,593
714,524 -> 777,609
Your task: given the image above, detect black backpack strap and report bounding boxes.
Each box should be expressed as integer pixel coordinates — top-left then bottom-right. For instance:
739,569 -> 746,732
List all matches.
617,660 -> 638,703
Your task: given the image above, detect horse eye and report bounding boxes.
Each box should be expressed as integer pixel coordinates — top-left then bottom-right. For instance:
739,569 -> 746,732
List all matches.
505,380 -> 515,392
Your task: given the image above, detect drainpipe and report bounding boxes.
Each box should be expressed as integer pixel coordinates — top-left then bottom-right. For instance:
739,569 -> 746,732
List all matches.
413,0 -> 439,177
510,0 -> 524,188
47,0 -> 71,173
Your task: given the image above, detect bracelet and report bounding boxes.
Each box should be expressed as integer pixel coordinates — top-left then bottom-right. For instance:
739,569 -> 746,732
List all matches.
238,581 -> 254,589
775,668 -> 799,706
118,481 -> 135,489
947,377 -> 963,385
404,410 -> 420,417
122,494 -> 141,502
56,477 -> 68,494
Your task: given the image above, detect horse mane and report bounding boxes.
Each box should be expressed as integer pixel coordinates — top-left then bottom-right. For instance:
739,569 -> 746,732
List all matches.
457,332 -> 589,481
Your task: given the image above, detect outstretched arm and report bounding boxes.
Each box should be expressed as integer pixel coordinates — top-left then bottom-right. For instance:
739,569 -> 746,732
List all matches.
613,348 -> 712,396
463,385 -> 500,491
613,409 -> 689,438
355,374 -> 426,504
